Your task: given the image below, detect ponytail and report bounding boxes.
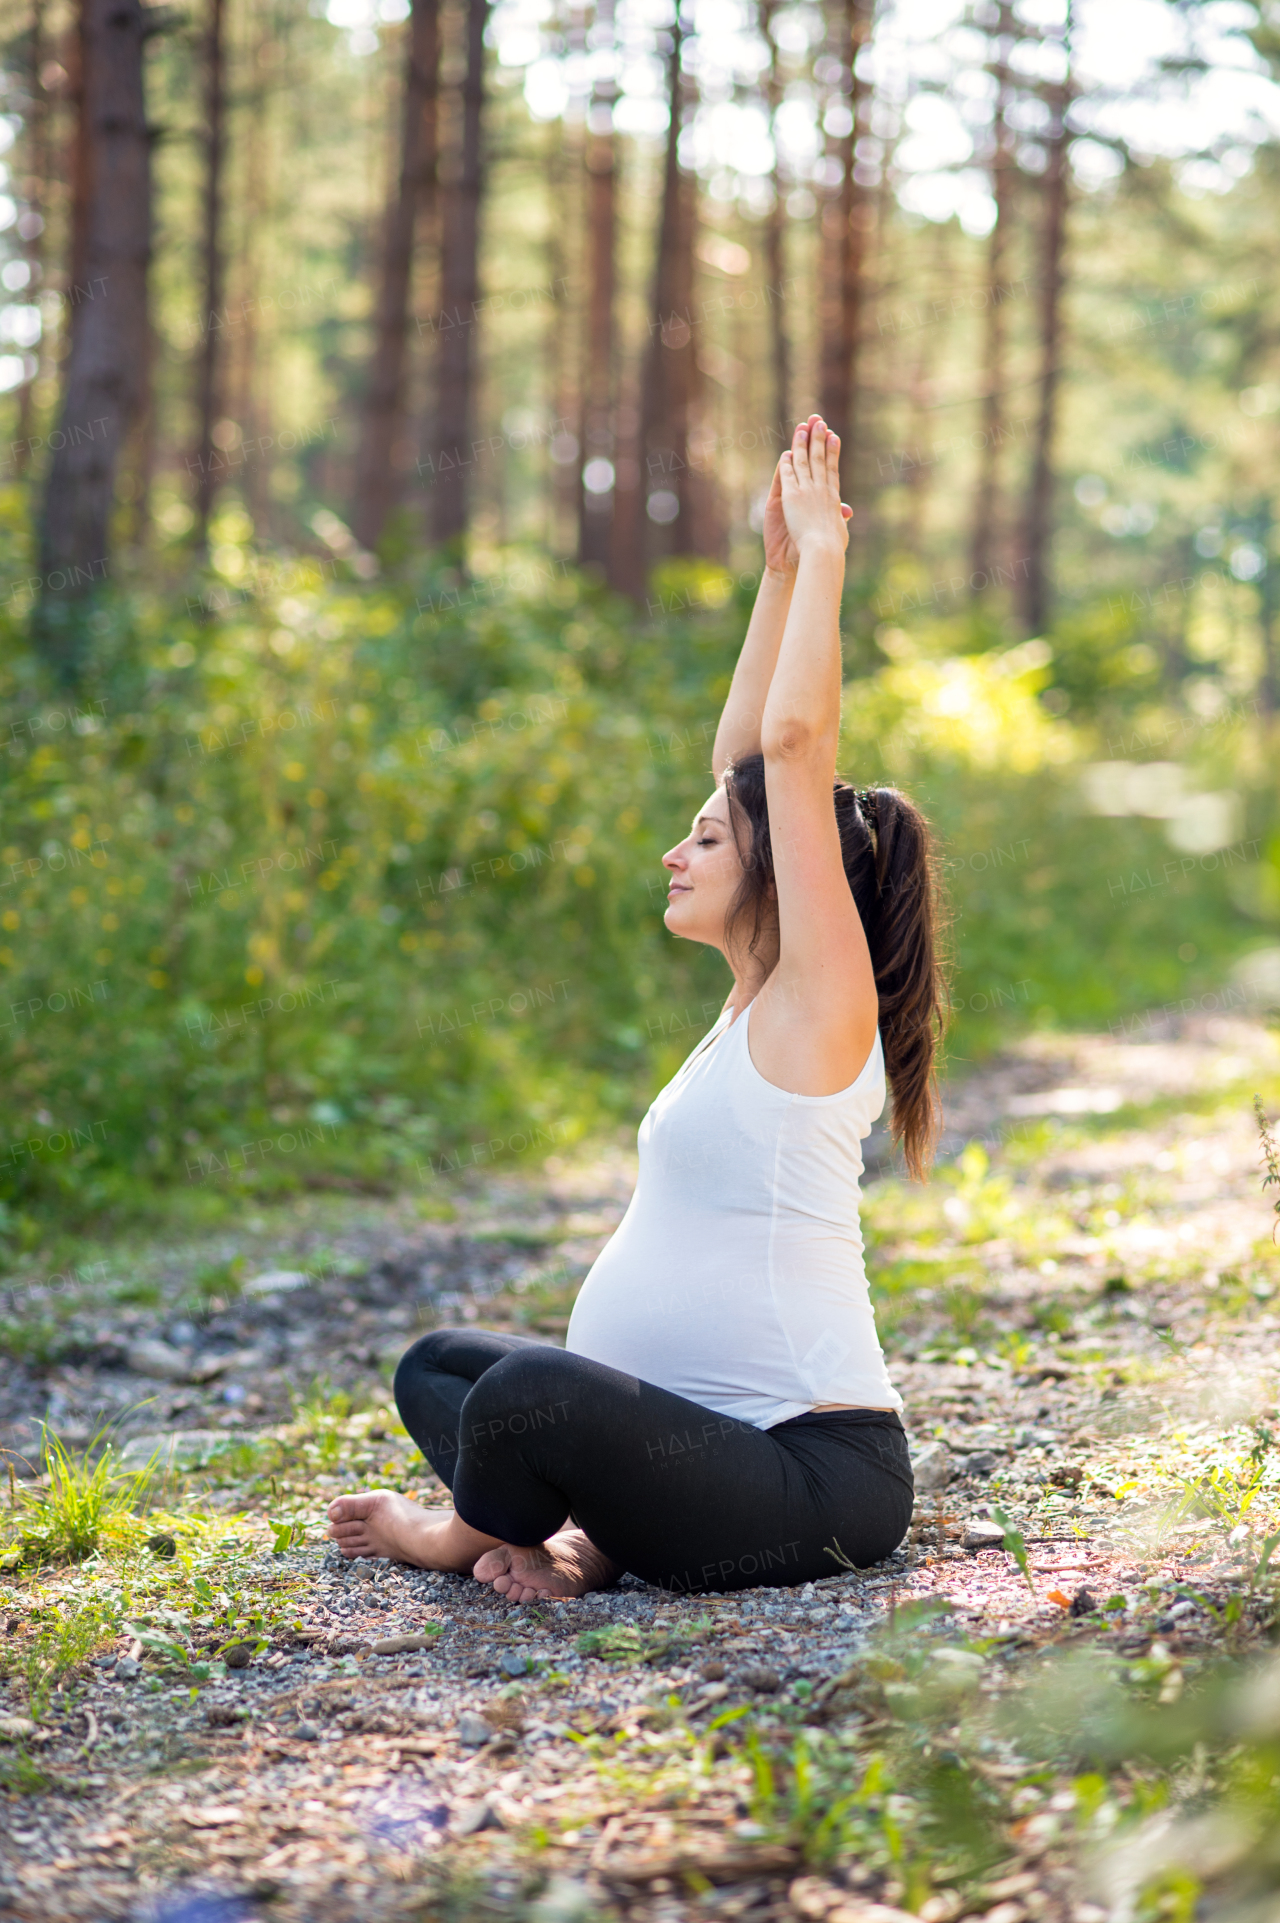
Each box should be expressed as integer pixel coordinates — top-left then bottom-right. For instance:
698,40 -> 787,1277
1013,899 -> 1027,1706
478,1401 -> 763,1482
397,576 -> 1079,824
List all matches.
722,756 -> 950,1179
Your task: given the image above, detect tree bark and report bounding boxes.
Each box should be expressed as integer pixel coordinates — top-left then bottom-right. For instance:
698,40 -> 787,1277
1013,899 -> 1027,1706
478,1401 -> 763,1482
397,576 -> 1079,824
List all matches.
970,5 -> 1015,597
352,0 -> 440,551
758,0 -> 790,435
1020,6 -> 1072,634
37,0 -> 151,677
818,0 -> 872,452
431,0 -> 488,549
192,0 -> 226,548
578,0 -> 617,572
13,0 -> 49,472
636,16 -> 698,563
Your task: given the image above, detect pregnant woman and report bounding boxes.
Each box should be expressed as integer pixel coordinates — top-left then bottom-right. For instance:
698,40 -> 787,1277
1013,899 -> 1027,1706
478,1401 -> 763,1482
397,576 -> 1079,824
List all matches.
329,416 -> 947,1599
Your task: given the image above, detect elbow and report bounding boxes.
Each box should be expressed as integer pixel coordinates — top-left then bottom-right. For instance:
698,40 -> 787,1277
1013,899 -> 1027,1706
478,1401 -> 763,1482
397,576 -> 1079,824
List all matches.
761,716 -> 821,762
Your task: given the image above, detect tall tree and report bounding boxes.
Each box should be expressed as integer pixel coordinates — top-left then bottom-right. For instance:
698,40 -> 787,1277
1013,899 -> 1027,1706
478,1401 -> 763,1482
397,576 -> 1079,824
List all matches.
351,0 -> 441,551
578,0 -> 617,572
1020,3 -> 1073,634
13,0 -> 50,473
636,13 -> 698,562
37,0 -> 151,678
818,0 -> 872,452
431,0 -> 488,548
758,0 -> 790,434
193,0 -> 227,550
970,2 -> 1016,596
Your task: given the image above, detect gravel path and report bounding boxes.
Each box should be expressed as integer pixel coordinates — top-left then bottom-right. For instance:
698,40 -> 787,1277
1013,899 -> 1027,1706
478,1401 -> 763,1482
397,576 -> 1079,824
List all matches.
2,1013 -> 1279,1923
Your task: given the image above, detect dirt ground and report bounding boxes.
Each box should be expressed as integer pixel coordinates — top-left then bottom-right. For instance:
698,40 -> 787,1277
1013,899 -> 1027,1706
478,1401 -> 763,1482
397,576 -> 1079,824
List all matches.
2,1012 -> 1279,1923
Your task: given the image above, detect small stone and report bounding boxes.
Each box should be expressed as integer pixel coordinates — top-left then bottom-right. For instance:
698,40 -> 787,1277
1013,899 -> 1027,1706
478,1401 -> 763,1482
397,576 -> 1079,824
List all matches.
119,1430 -> 234,1470
204,1703 -> 246,1728
146,1532 -> 177,1559
962,1521 -> 1007,1551
222,1642 -> 255,1670
964,1452 -> 999,1478
454,1798 -> 504,1834
243,1269 -> 311,1296
294,1721 -> 320,1741
370,1633 -> 437,1655
0,1715 -> 37,1741
910,1441 -> 955,1493
529,1875 -> 596,1923
124,1340 -> 192,1381
700,1660 -> 726,1681
114,1658 -> 140,1682
739,1665 -> 782,1694
1070,1587 -> 1099,1617
497,1651 -> 528,1676
456,1711 -> 493,1747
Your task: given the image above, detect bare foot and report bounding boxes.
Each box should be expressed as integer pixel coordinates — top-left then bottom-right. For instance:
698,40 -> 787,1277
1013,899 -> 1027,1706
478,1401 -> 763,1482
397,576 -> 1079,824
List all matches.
473,1526 -> 622,1603
326,1489 -> 501,1571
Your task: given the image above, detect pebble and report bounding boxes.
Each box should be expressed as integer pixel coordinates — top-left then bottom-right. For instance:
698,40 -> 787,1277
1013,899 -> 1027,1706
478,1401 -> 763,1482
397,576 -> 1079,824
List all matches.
457,1711 -> 493,1747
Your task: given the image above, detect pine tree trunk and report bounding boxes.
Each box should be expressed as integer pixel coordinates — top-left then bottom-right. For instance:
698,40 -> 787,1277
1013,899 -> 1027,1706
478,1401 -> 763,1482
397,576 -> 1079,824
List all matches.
37,0 -> 151,679
352,0 -> 440,551
637,17 -> 698,562
818,0 -> 871,452
193,0 -> 226,549
579,3 -> 617,572
758,0 -> 790,435
970,16 -> 1014,598
1020,10 -> 1072,634
431,0 -> 488,548
14,0 -> 49,472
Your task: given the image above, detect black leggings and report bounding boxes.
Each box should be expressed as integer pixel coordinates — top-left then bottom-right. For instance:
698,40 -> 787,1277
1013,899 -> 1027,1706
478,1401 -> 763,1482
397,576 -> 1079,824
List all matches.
392,1328 -> 914,1594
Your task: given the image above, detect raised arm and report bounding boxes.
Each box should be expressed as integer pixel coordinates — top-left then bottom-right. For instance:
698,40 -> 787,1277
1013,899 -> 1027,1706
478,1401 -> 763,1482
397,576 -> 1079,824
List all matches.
712,416 -> 852,783
749,417 -> 878,1097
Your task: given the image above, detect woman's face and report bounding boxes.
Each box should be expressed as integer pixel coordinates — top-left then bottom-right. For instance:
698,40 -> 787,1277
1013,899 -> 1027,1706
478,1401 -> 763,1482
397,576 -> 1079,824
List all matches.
661,787 -> 745,950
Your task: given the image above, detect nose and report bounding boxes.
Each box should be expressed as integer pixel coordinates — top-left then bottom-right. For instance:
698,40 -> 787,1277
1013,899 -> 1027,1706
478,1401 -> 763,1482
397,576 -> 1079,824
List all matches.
662,840 -> 686,872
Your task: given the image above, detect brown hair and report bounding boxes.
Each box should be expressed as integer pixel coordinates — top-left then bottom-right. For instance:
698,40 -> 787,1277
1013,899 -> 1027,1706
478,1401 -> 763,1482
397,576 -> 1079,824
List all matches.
721,753 -> 949,1180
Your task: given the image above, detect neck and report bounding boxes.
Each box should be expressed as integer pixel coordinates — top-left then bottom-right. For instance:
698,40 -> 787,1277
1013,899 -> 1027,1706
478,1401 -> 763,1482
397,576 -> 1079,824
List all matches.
724,938 -> 778,1017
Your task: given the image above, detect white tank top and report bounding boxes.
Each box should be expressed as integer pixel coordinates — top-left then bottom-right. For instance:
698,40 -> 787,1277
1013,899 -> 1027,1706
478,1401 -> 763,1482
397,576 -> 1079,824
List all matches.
565,998 -> 902,1428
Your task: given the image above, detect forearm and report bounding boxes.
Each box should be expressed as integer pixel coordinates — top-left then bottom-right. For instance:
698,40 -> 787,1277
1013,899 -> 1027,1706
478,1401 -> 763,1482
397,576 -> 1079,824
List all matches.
711,567 -> 796,780
761,545 -> 845,756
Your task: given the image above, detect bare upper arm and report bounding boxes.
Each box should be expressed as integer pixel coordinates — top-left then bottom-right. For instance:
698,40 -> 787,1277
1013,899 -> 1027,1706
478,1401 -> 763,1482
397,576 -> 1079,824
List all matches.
747,742 -> 878,1097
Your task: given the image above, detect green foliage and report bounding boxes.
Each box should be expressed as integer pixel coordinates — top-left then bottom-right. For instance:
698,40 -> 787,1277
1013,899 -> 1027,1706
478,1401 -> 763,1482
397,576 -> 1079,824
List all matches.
7,1593 -> 120,1719
0,541 -> 1275,1230
988,1503 -> 1035,1594
7,1429 -> 158,1567
575,1616 -> 712,1666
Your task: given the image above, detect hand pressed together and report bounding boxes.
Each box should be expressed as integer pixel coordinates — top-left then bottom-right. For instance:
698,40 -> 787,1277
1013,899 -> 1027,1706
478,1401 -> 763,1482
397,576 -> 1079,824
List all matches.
778,415 -> 849,559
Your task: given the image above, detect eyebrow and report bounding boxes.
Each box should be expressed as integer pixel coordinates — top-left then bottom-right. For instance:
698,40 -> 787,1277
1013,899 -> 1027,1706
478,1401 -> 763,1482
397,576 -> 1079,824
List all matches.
694,814 -> 723,828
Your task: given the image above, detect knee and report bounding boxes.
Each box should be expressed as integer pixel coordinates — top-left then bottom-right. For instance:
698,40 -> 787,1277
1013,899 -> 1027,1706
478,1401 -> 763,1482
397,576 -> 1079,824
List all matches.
461,1347 -> 577,1449
392,1329 -> 454,1410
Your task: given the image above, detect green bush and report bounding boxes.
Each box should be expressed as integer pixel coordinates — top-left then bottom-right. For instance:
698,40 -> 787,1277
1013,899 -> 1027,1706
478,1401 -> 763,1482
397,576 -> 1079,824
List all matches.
0,521 -> 1276,1239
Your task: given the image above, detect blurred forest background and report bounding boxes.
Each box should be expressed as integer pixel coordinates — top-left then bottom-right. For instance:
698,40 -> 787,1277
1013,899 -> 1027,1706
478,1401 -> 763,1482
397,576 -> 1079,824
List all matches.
1,0 -> 1279,1243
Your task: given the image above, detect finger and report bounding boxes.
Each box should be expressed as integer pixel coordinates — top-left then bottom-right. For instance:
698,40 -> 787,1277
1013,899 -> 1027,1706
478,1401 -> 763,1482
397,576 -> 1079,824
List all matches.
841,504 -> 853,520
792,419 -> 811,482
828,432 -> 842,493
